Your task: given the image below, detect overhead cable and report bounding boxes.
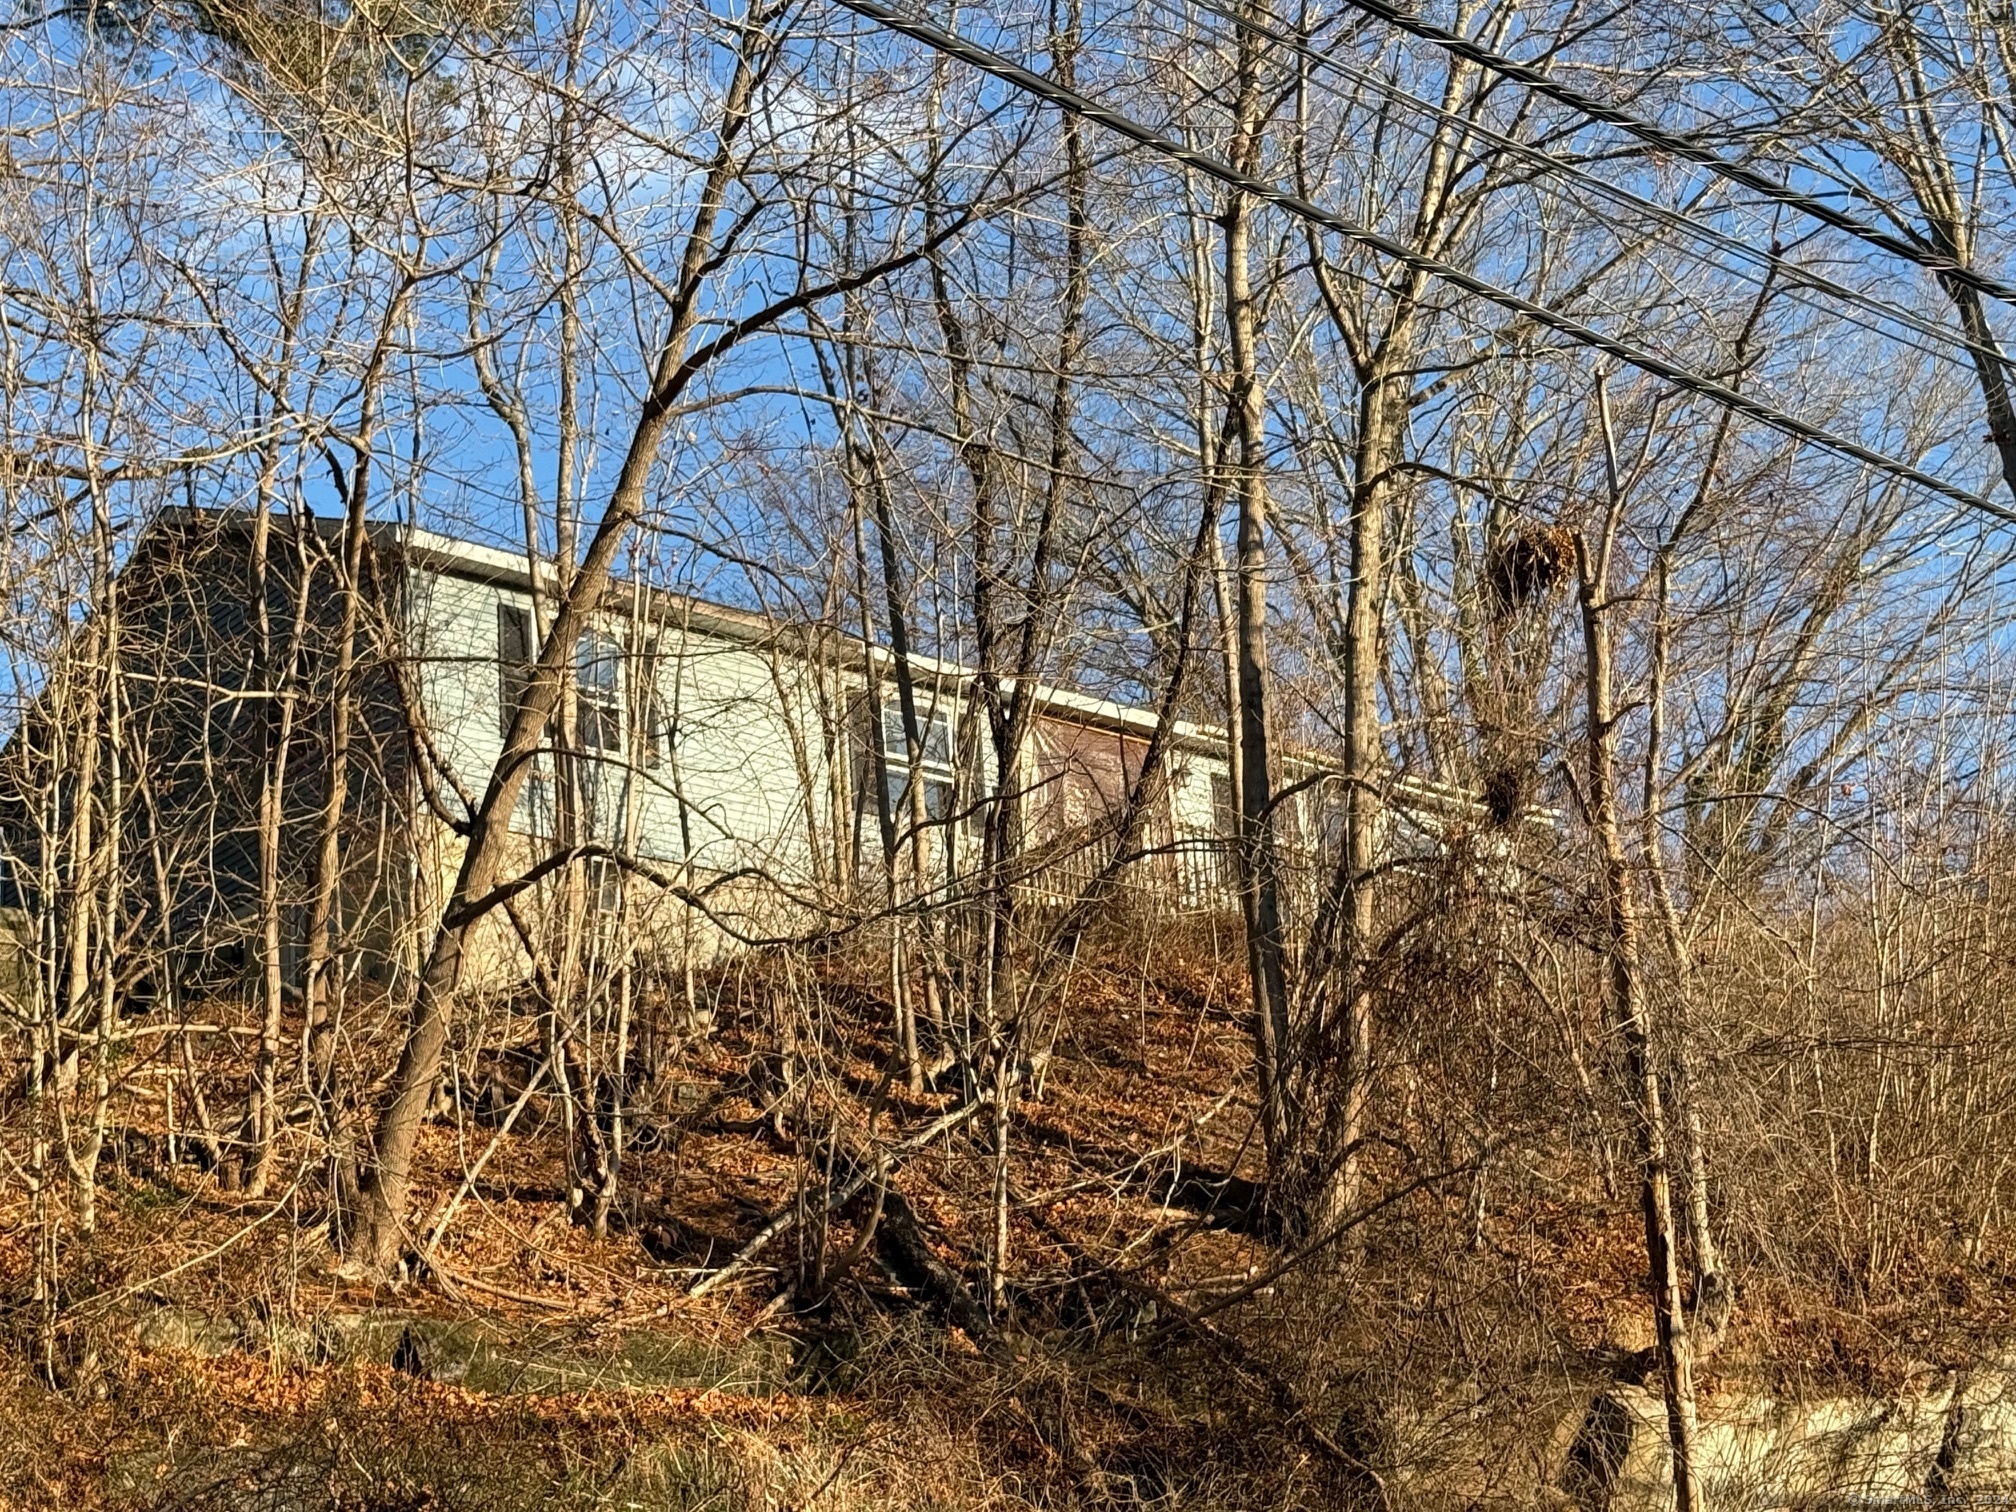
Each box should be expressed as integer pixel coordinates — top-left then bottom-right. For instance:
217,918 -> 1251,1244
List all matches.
823,0 -> 2016,524
1137,0 -> 1999,371
1325,0 -> 2016,306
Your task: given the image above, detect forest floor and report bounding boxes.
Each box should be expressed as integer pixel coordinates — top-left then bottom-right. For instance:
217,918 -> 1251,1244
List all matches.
0,919 -> 2008,1509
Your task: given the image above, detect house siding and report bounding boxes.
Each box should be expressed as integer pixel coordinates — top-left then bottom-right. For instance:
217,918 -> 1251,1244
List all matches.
404,567 -> 842,884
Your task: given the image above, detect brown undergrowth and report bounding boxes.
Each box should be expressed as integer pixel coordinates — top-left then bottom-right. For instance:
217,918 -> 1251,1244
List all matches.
3,915 -> 2013,1508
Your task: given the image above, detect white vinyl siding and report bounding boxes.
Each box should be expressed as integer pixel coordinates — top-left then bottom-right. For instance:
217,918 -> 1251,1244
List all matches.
402,565 -> 829,886
400,547 -> 1254,930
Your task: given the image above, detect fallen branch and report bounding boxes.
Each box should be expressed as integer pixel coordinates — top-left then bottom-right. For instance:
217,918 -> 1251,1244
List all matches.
426,1257 -> 590,1313
1135,1143 -> 1499,1344
873,1182 -> 994,1339
689,1096 -> 985,1299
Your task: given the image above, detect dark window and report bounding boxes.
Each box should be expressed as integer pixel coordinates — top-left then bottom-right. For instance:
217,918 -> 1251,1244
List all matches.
638,641 -> 672,768
584,854 -> 623,913
643,686 -> 673,768
576,634 -> 622,753
1210,772 -> 1236,837
512,768 -> 553,838
882,703 -> 955,824
901,772 -> 955,824
497,602 -> 533,739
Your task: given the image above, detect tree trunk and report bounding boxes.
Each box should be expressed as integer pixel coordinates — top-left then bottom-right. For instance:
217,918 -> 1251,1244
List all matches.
353,14 -> 792,1269
1313,334 -> 1404,1231
1583,390 -> 1703,1512
1219,0 -> 1294,1182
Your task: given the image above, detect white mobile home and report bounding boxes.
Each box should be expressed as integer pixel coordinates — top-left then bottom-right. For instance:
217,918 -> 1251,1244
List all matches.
0,509 -> 1512,994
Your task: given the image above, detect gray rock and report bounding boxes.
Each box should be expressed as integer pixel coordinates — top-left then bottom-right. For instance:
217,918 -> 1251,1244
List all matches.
134,1306 -> 239,1358
1558,1368 -> 2016,1509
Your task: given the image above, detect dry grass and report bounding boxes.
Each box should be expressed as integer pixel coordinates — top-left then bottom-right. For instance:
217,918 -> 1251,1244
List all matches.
4,916 -> 2013,1507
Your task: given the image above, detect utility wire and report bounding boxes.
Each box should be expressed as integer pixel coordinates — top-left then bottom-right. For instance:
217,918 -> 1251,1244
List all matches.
1325,0 -> 2016,306
823,0 -> 2016,524
1135,0 -> 2000,371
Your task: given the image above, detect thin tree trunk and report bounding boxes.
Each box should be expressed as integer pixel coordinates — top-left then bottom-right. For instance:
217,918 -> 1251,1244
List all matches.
979,0 -> 1089,1312
246,511 -> 315,1195
1943,274 -> 2016,505
1643,552 -> 1726,1338
57,643 -> 99,1101
1219,2 -> 1294,1179
1585,386 -> 1703,1512
1187,187 -> 1246,928
65,466 -> 123,1235
590,961 -> 631,1238
1317,337 -> 1402,1230
242,238 -> 320,1194
303,280 -> 414,1107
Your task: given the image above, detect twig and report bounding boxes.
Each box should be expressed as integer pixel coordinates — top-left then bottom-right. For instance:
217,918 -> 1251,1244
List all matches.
420,1051 -> 554,1268
426,1257 -> 590,1313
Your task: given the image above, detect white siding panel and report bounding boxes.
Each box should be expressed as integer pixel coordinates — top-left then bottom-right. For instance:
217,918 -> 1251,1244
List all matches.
404,565 -> 835,892
405,566 -> 510,816
1167,749 -> 1226,836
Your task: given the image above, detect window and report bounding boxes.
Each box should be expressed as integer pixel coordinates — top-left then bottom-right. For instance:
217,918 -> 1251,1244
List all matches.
643,686 -> 673,768
497,602 -> 533,740
576,634 -> 622,753
882,702 -> 955,824
584,853 -> 624,914
512,768 -> 553,839
1210,772 -> 1236,838
638,641 -> 673,769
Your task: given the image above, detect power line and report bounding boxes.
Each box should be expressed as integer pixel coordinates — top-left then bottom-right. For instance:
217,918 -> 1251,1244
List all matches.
1136,0 -> 2001,372
1325,0 -> 2016,307
823,0 -> 2016,525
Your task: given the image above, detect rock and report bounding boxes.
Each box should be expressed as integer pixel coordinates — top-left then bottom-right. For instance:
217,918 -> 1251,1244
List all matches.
1557,1369 -> 2016,1510
391,1321 -> 472,1383
134,1306 -> 239,1358
1937,1363 -> 2016,1496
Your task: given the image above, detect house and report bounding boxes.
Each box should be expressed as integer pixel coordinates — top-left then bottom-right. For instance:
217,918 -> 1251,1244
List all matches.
0,510 -> 1253,994
397,521 -> 1252,970
0,508 -> 1523,999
